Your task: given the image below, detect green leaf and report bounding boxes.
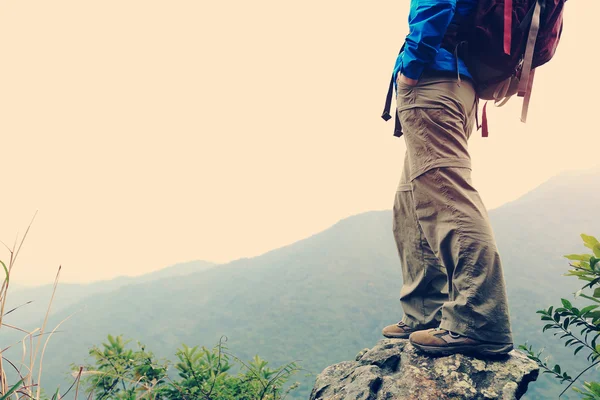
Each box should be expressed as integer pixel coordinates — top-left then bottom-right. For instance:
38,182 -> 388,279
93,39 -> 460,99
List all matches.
580,293 -> 600,304
581,261 -> 592,270
574,345 -> 585,355
543,324 -> 555,332
580,305 -> 599,316
593,288 -> 600,298
582,234 -> 600,250
594,245 -> 600,258
566,271 -> 591,278
553,364 -> 562,374
565,254 -> 591,261
590,311 -> 600,322
587,277 -> 600,288
569,271 -> 593,279
50,387 -> 60,400
554,312 -> 561,322
0,379 -> 23,400
561,298 -> 573,309
563,318 -> 571,330
574,275 -> 595,282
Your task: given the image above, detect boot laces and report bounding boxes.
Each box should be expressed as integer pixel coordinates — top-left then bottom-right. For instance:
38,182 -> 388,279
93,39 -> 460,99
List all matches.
434,327 -> 463,339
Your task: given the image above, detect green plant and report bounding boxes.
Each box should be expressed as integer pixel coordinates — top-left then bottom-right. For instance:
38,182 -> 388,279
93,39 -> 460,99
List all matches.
519,234 -> 600,398
78,334 -> 168,399
78,335 -> 301,400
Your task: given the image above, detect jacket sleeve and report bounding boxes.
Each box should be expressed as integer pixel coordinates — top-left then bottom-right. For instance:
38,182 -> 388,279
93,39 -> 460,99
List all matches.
399,0 -> 457,80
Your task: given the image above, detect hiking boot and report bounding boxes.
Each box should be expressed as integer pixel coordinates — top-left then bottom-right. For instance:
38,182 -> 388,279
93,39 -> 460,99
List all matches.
382,320 -> 437,339
409,328 -> 513,356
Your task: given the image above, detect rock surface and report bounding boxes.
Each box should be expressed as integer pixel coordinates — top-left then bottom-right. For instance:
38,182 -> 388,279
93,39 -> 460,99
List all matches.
310,339 -> 539,400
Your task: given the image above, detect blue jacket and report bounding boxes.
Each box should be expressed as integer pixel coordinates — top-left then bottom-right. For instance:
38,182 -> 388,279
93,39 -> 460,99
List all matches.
394,0 -> 478,89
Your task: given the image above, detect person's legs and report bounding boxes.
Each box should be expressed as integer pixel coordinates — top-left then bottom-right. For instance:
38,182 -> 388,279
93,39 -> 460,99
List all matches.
393,155 -> 448,329
393,75 -> 513,347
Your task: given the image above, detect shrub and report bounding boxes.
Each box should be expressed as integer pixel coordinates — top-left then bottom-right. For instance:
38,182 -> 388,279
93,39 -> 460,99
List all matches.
520,234 -> 600,398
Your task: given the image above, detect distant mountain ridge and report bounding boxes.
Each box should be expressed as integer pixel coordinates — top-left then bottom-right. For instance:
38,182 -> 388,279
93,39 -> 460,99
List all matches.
4,168 -> 599,400
5,260 -> 216,326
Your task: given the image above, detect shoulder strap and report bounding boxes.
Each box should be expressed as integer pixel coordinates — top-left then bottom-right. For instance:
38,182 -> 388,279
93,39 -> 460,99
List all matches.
518,0 -> 542,122
504,0 -> 513,55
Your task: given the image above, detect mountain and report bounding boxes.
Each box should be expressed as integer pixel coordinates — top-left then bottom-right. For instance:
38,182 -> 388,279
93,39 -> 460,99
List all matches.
4,260 -> 216,327
3,168 -> 598,399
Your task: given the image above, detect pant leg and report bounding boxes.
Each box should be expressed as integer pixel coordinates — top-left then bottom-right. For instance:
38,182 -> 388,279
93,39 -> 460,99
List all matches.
412,167 -> 513,344
393,153 -> 448,329
395,74 -> 513,344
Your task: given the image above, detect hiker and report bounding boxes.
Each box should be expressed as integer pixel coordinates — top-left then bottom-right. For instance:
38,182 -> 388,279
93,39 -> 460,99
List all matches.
381,0 -> 514,356
380,0 -> 565,356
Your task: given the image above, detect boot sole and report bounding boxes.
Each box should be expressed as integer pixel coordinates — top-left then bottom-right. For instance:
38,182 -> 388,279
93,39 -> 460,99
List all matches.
382,332 -> 411,339
411,342 -> 513,356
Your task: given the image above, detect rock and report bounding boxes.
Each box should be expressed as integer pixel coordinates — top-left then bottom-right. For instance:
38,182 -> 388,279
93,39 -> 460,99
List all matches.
310,339 -> 539,400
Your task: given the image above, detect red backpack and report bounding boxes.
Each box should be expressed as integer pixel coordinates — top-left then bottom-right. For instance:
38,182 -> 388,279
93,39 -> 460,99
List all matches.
382,0 -> 566,137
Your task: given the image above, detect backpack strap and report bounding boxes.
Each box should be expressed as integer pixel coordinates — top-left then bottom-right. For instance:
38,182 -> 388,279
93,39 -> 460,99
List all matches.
518,0 -> 542,98
517,0 -> 542,122
381,45 -> 406,137
520,68 -> 536,122
381,73 -> 394,123
381,72 -> 403,138
504,0 -> 513,55
482,101 -> 489,138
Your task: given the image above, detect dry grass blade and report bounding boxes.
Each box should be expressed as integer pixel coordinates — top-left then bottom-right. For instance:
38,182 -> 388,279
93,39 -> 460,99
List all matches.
74,367 -> 83,400
1,323 -> 30,334
3,301 -> 34,317
54,367 -> 83,400
1,357 -> 27,384
28,265 -> 61,399
36,310 -> 77,399
11,211 -> 37,268
1,328 -> 41,354
0,260 -> 8,300
0,212 -> 37,397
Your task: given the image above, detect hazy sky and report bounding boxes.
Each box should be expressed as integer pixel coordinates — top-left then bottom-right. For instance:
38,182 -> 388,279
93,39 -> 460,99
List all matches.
1,0 -> 597,285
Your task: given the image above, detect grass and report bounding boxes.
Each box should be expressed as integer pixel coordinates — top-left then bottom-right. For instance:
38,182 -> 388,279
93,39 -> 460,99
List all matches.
0,213 -> 82,400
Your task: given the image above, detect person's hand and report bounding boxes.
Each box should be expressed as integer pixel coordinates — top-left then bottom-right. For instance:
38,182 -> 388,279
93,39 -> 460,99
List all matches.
398,73 -> 419,87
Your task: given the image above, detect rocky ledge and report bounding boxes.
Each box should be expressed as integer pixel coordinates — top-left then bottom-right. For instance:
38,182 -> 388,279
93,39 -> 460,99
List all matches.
310,339 -> 539,400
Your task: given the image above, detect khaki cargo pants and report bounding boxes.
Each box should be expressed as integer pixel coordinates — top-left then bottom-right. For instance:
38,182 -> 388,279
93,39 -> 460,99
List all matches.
393,73 -> 513,344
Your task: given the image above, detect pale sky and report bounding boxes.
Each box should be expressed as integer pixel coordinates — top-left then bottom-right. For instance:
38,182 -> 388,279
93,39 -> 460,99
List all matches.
1,0 -> 597,285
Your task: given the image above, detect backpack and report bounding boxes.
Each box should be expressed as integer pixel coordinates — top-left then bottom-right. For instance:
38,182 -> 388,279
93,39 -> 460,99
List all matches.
381,0 -> 566,138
